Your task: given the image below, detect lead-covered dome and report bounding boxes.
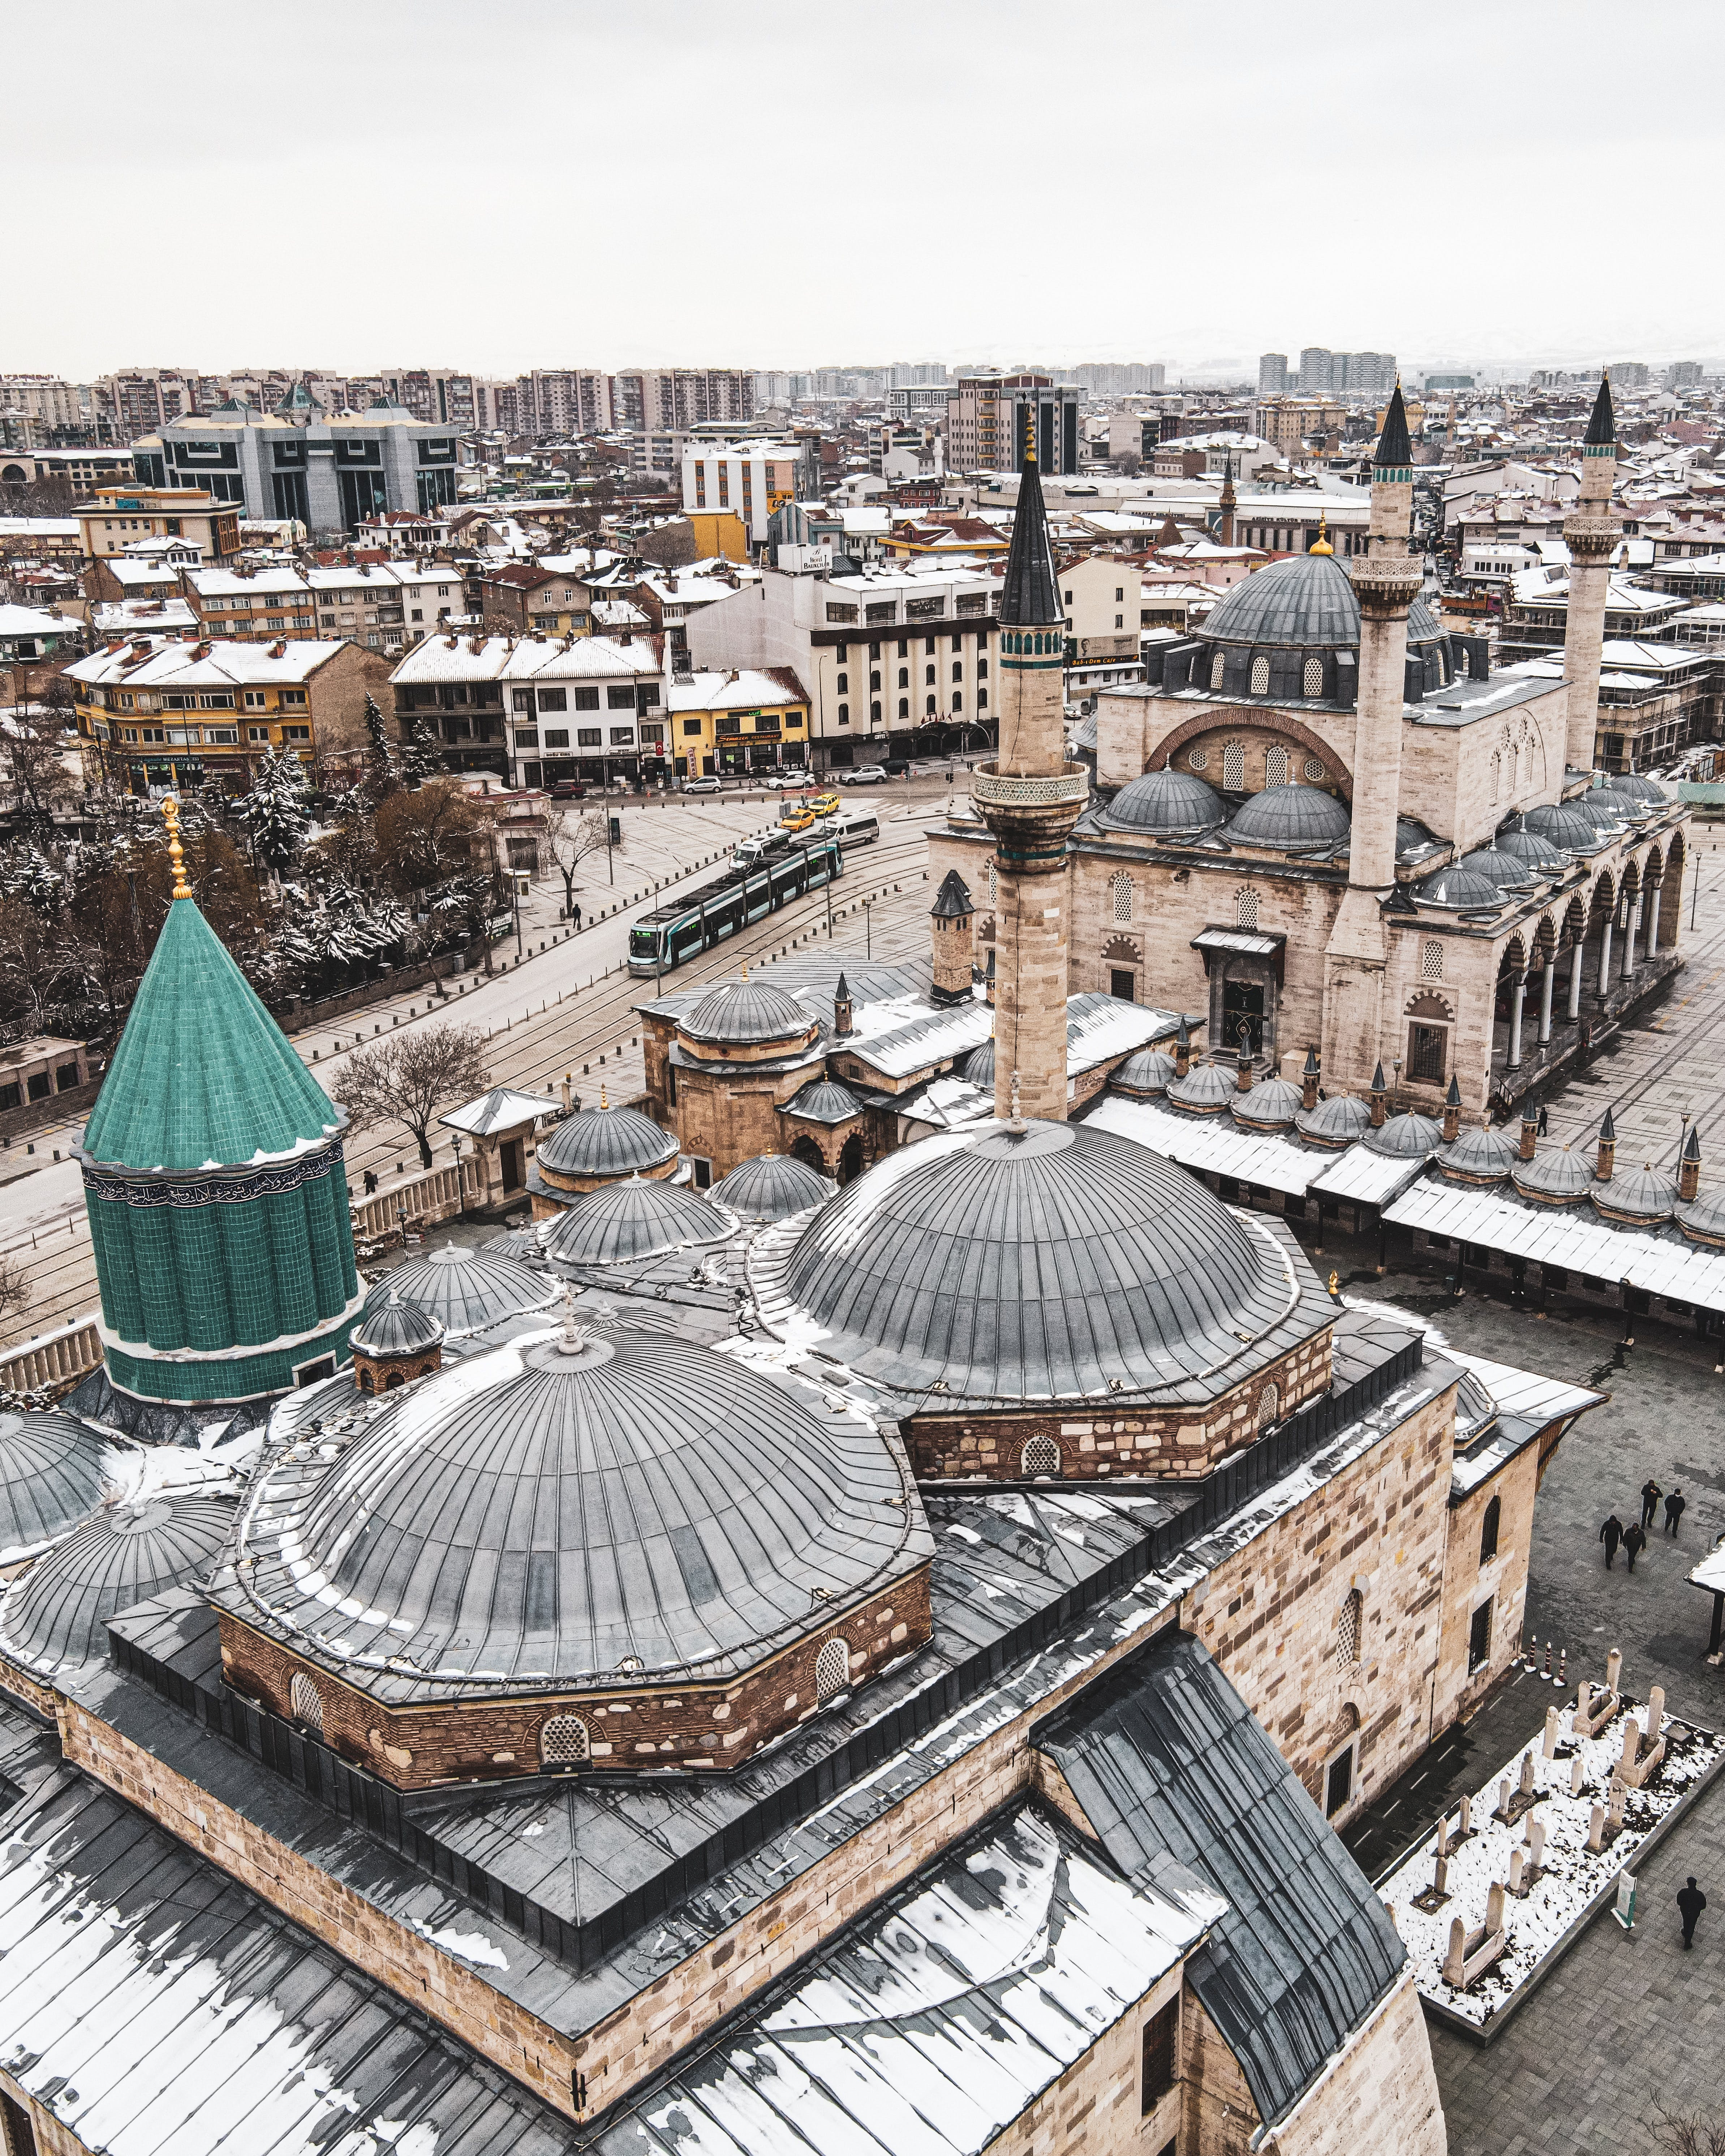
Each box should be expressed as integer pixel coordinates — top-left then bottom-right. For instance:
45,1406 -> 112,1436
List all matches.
1111,1048 -> 1178,1098
1512,1144 -> 1593,1205
682,976 -> 815,1048
0,1494 -> 235,1675
1201,551 -> 1361,648
1365,1111 -> 1445,1159
372,1243 -> 555,1337
219,1326 -> 924,1690
1525,801 -> 1607,853
711,1153 -> 836,1221
752,1119 -> 1308,1402
536,1100 -> 678,1181
541,1174 -> 729,1264
1438,1126 -> 1520,1183
350,1290 -> 444,1358
1098,767 -> 1226,837
1592,1164 -> 1677,1224
1231,1076 -> 1303,1131
1225,783 -> 1350,853
0,1410 -> 124,1561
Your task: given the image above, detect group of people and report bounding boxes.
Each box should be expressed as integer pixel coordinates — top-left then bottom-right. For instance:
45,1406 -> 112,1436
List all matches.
1599,1479 -> 1687,1570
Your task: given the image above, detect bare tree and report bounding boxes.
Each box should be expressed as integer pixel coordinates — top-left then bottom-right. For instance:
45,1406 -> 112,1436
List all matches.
374,777 -> 486,896
0,1252 -> 31,1333
327,1023 -> 491,1170
540,804 -> 616,918
1654,2109 -> 1725,2156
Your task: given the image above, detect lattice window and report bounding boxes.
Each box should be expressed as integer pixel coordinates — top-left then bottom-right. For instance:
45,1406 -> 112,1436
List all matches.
1249,656 -> 1270,696
1255,1382 -> 1280,1430
290,1671 -> 325,1735
540,1713 -> 590,1766
1222,740 -> 1245,790
1188,746 -> 1208,771
1110,871 -> 1134,922
1021,1433 -> 1062,1476
1422,938 -> 1444,981
815,1637 -> 851,1702
986,859 -> 998,905
1303,755 -> 1325,781
1209,651 -> 1226,690
1236,886 -> 1259,929
1264,744 -> 1289,788
1490,751 -> 1501,804
1303,658 -> 1324,697
1337,1589 -> 1363,1667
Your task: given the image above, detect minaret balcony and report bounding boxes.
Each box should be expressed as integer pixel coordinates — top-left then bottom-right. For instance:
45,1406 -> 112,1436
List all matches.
971,761 -> 1091,811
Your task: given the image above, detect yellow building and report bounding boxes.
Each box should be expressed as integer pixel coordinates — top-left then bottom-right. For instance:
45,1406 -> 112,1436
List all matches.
686,509 -> 749,562
75,486 -> 241,563
667,666 -> 810,777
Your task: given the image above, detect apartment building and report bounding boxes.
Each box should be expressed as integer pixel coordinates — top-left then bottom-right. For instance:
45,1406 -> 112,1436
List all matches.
390,631 -> 665,784
1252,396 -> 1348,453
680,443 -> 804,550
77,486 -> 241,563
668,666 -> 810,777
614,368 -> 756,432
944,371 -> 1081,474
377,370 -> 479,429
475,563 -> 595,637
0,376 -> 87,433
0,445 -> 137,493
183,565 -> 315,639
512,369 -> 613,436
1058,554 -> 1142,661
98,368 -> 200,438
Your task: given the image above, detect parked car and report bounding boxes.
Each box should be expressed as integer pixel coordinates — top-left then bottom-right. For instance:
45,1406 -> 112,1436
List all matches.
547,778 -> 588,799
840,765 -> 888,786
682,775 -> 723,795
808,791 -> 841,817
762,770 -> 814,792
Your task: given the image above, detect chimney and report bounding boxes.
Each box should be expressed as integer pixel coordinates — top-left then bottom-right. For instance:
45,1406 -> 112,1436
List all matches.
1442,1075 -> 1461,1144
1520,1100 -> 1539,1161
1596,1106 -> 1616,1183
1302,1046 -> 1320,1112
1369,1061 -> 1388,1128
561,1072 -> 573,1111
1236,1043 -> 1253,1094
1174,1018 -> 1191,1080
1680,1121 -> 1701,1203
834,972 -> 853,1038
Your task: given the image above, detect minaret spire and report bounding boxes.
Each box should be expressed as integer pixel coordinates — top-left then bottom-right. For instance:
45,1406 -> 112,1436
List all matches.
1562,371 -> 1619,775
1218,453 -> 1237,548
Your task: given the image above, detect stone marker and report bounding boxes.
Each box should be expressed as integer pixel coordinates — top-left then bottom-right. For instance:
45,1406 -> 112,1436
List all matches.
1609,1775 -> 1627,1831
1606,1646 -> 1623,1694
1486,1880 -> 1506,1933
1575,1679 -> 1592,1725
1528,1817 -> 1546,1867
1459,1793 -> 1472,1837
1588,1800 -> 1606,1852
1444,1916 -> 1467,1987
1648,1685 -> 1665,1747
1437,1815 -> 1451,1856
1519,1749 -> 1537,1796
1510,1847 -> 1526,1893
1571,1752 -> 1586,1798
1544,1705 -> 1560,1759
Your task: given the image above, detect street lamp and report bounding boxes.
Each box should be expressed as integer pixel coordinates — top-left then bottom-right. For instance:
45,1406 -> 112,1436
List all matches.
451,1133 -> 465,1219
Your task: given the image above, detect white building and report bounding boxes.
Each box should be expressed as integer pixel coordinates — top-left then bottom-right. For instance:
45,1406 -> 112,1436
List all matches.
390,632 -> 666,787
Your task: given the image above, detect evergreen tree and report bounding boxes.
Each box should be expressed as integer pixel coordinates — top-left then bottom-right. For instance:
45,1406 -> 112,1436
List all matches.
363,693 -> 404,800
236,747 -> 312,874
400,712 -> 447,783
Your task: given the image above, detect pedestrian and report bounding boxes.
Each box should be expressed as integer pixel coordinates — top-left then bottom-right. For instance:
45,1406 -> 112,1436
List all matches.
1641,1478 -> 1662,1530
1665,1487 -> 1687,1536
363,1169 -> 379,1197
1600,1513 -> 1623,1566
573,901 -> 582,930
1623,1522 -> 1647,1571
1537,1104 -> 1549,1136
1679,1877 -> 1708,1949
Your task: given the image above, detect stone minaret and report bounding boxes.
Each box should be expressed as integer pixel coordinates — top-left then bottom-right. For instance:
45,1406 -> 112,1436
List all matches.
1218,455 -> 1237,547
1321,385 -> 1424,1096
1562,375 -> 1618,776
972,426 -> 1088,1122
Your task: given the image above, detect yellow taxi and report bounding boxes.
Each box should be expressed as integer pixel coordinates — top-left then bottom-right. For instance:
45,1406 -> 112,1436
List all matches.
778,806 -> 816,832
809,791 -> 841,818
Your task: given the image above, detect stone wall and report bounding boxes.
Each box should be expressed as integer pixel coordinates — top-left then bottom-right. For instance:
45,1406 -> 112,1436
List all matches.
1180,1992 -> 1262,2156
1433,1440 -> 1543,1725
979,1962 -> 1185,2156
669,1055 -> 820,1180
1269,1975 -> 1446,2156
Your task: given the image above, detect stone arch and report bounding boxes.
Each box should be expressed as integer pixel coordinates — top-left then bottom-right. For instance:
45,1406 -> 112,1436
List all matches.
1102,934 -> 1144,966
1406,989 -> 1455,1022
1255,1381 -> 1280,1430
1532,911 -> 1558,967
1263,743 -> 1289,788
1148,710 -> 1354,800
384,1369 -> 405,1391
541,1713 -> 590,1768
815,1637 -> 851,1701
1560,893 -> 1588,950
1587,870 -> 1617,934
789,1132 -> 826,1174
1496,933 -> 1528,982
1480,1495 -> 1501,1564
839,1132 -> 865,1183
356,1367 -> 374,1394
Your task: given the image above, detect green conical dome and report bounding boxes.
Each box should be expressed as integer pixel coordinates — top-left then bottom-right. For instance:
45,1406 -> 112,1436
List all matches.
85,896 -> 344,1173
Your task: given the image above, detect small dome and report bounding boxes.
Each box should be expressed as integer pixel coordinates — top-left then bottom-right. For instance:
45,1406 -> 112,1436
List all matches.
374,1244 -> 556,1337
541,1176 -> 730,1265
1397,817 -> 1444,862
1412,862 -> 1510,911
1165,1061 -> 1238,1115
712,1153 -> 836,1221
1459,847 -> 1541,890
1495,819 -> 1573,874
537,1101 -> 678,1181
682,976 -> 815,1048
1677,1191 -> 1725,1248
1100,768 -> 1226,837
1525,801 -> 1607,852
1111,1048 -> 1178,1097
1225,783 -> 1350,852
962,1038 -> 996,1089
1592,1164 -> 1677,1223
1438,1126 -> 1520,1182
1365,1111 -> 1445,1158
481,1223 -> 546,1261
1512,1144 -> 1593,1205
0,1495 -> 235,1675
350,1290 -> 445,1359
1567,791 -> 1633,835
1202,550 -> 1361,648
1296,1094 -> 1372,1147
1589,786 -> 1658,825
781,1077 -> 864,1125
1604,772 -> 1669,805
0,1410 -> 121,1559
1230,1076 -> 1303,1131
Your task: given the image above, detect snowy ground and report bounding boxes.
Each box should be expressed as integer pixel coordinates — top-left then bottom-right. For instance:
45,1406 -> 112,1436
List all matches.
1381,1686 -> 1725,2034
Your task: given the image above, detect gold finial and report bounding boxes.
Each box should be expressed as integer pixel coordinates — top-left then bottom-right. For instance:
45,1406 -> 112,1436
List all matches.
162,795 -> 192,900
741,961 -> 749,981
1328,1269 -> 1340,1298
1024,404 -> 1037,466
1309,513 -> 1333,556
599,1084 -> 609,1110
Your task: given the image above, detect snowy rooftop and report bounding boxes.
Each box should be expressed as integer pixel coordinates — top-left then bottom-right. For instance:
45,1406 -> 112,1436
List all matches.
65,638 -> 348,686
390,632 -> 662,685
1084,1092 -> 1428,1207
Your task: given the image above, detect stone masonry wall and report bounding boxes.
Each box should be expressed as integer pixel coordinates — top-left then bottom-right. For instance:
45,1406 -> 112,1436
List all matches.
1180,1991 -> 1262,2156
1433,1441 -> 1543,1730
976,1962 -> 1184,2156
1269,1973 -> 1446,2156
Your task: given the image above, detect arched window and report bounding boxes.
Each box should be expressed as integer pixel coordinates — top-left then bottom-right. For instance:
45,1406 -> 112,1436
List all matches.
1422,939 -> 1444,981
1209,651 -> 1226,690
1490,750 -> 1501,804
870,700 -> 881,723
1337,1589 -> 1363,1667
356,1368 -> 373,1394
1255,1381 -> 1280,1430
1303,658 -> 1324,697
1249,655 -> 1270,695
951,660 -> 963,681
836,672 -> 848,694
925,664 -> 936,686
951,690 -> 963,711
815,1637 -> 851,1702
898,698 -> 909,720
384,1369 -> 405,1390
978,688 -> 988,709
1264,744 -> 1289,788
1110,870 -> 1134,922
1236,886 -> 1258,929
1480,1495 -> 1501,1565
926,694 -> 937,715
540,1713 -> 590,1768
1222,740 -> 1245,790
1021,1433 -> 1062,1475
869,669 -> 881,691
897,667 -> 908,689
290,1671 -> 325,1735
837,702 -> 849,725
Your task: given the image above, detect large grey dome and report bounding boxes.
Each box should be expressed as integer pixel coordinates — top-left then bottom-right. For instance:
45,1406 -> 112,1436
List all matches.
1458,847 -> 1541,891
711,1152 -> 836,1221
1568,791 -> 1633,835
1513,1144 -> 1593,1205
1201,551 -> 1361,648
962,1038 -> 996,1089
1296,1093 -> 1372,1147
682,976 -> 814,1048
1606,772 -> 1669,805
1166,1061 -> 1238,1115
1495,818 -> 1573,874
1225,783 -> 1350,852
541,1176 -> 729,1264
1592,1164 -> 1677,1223
224,1327 -> 923,1689
536,1100 -> 678,1180
0,1495 -> 235,1674
1412,862 -> 1511,910
0,1410 -> 122,1560
753,1119 -> 1307,1402
1590,786 -> 1659,825
374,1244 -> 556,1337
1100,767 -> 1226,836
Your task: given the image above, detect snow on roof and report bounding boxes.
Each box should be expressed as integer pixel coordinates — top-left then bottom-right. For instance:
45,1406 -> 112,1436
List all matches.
1062,991 -> 1180,1073
391,632 -> 661,685
440,1085 -> 556,1136
184,565 -> 310,596
65,638 -> 347,687
1084,1092 -> 1428,1208
667,668 -> 803,712
93,598 -> 198,634
822,991 -> 991,1080
0,603 -> 77,636
98,558 -> 181,587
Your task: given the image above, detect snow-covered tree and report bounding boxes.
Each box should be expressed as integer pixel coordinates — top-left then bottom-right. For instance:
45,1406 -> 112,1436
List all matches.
236,748 -> 312,873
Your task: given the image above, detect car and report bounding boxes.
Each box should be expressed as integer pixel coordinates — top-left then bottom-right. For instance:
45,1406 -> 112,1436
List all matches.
547,778 -> 588,799
762,771 -> 813,792
808,791 -> 841,817
778,807 -> 816,832
681,775 -> 723,795
840,765 -> 887,786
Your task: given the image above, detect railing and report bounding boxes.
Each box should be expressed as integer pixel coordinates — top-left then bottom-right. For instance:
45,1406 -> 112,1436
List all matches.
0,1315 -> 102,1395
350,1157 -> 484,1242
970,761 -> 1091,809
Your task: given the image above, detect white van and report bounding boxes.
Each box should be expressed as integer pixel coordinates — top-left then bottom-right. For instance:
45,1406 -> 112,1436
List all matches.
831,809 -> 881,848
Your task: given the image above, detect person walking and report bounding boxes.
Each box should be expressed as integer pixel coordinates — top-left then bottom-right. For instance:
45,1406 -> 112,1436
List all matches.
1666,1488 -> 1687,1536
363,1169 -> 379,1197
1623,1521 -> 1648,1571
1537,1104 -> 1549,1136
572,901 -> 582,931
1641,1478 -> 1663,1530
1600,1514 -> 1624,1567
1679,1877 -> 1708,1949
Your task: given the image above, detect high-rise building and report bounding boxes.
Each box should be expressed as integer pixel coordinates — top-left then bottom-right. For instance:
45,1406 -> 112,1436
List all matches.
614,369 -> 756,432
1075,362 -> 1165,395
99,368 -> 201,440
1666,361 -> 1703,388
945,372 -> 1081,475
1259,353 -> 1290,395
1285,348 -> 1397,399
515,369 -> 612,437
379,370 -> 479,429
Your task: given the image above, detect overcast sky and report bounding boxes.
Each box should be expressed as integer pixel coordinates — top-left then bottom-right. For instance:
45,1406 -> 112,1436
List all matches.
8,0 -> 1721,382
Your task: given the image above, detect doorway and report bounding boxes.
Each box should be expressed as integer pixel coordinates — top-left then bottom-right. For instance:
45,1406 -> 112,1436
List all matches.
839,1133 -> 865,1183
1223,977 -> 1265,1058
501,1137 -> 525,1192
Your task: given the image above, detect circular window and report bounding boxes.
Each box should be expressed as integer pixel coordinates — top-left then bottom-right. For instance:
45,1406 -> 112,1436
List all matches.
1188,748 -> 1209,771
1303,757 -> 1326,782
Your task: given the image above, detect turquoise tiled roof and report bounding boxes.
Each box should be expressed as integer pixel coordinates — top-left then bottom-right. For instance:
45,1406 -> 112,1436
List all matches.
84,898 -> 343,1175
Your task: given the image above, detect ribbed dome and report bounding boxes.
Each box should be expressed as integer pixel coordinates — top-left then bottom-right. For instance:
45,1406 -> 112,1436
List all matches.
756,1119 -> 1306,1402
682,977 -> 815,1047
962,1038 -> 996,1089
1568,791 -> 1633,834
1496,818 -> 1574,874
541,1176 -> 729,1264
1605,772 -> 1668,805
1231,1076 -> 1303,1131
1296,1094 -> 1372,1148
1225,783 -> 1350,852
0,1411 -> 121,1559
712,1152 -> 836,1221
1677,1192 -> 1725,1248
350,1290 -> 445,1358
536,1101 -> 678,1181
1459,847 -> 1541,890
1590,786 -> 1658,825
1365,1111 -> 1445,1158
481,1223 -> 546,1261
1111,1049 -> 1178,1097
1512,1145 -> 1594,1204
1101,768 -> 1226,836
229,1328 -> 921,1687
1201,550 -> 1361,648
0,1495 -> 235,1674
1413,862 -> 1511,910
1592,1165 -> 1677,1223
1525,801 -> 1607,852
782,1077 -> 864,1124
375,1244 -> 555,1337
1166,1062 -> 1238,1115
1438,1127 -> 1520,1182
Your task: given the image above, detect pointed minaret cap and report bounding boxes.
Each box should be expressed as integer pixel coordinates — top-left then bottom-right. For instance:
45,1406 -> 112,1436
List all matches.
1442,1075 -> 1462,1143
1369,1060 -> 1388,1128
1684,1122 -> 1702,1159
1375,383 -> 1412,471
999,430 -> 1062,628
1584,373 -> 1617,449
1600,1105 -> 1616,1140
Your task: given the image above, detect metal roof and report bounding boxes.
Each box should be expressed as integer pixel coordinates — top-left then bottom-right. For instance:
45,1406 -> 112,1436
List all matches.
1193,928 -> 1284,958
1224,782 -> 1351,852
0,1494 -> 235,1675
1040,1628 -> 1404,2128
372,1243 -> 558,1337
711,1152 -> 837,1221
780,1076 -> 866,1125
681,976 -> 815,1047
1098,767 -> 1226,836
0,1410 -> 124,1561
1084,1094 -> 1426,1209
536,1100 -> 679,1180
999,455 -> 1062,627
541,1176 -> 731,1265
440,1084 -> 558,1136
350,1288 -> 446,1357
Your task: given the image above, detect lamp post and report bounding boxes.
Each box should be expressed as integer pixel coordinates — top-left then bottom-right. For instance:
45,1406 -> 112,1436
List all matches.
451,1133 -> 465,1219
